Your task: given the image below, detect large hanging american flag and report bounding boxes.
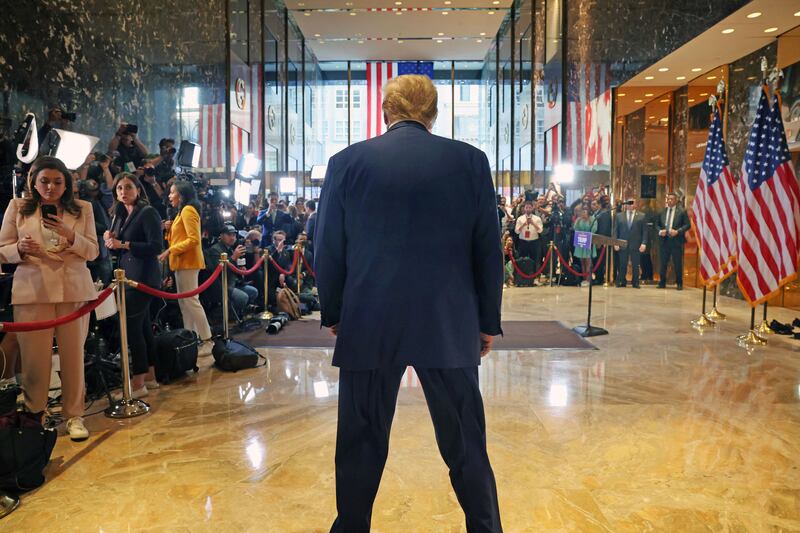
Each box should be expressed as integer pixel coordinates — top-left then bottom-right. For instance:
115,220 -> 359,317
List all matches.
736,87 -> 800,305
690,104 -> 738,286
366,61 -> 434,139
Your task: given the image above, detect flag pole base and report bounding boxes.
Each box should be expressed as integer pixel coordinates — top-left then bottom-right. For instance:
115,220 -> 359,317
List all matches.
756,320 -> 774,336
736,330 -> 767,347
691,314 -> 716,329
0,492 -> 19,518
573,324 -> 608,337
707,307 -> 726,321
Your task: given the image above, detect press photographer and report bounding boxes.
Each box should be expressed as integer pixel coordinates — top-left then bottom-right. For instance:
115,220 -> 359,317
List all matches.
108,123 -> 147,172
205,225 -> 259,320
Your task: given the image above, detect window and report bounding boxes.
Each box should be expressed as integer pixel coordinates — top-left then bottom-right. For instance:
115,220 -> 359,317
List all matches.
335,89 -> 348,109
352,89 -> 361,109
334,120 -> 347,141
459,85 -> 470,102
351,121 -> 363,142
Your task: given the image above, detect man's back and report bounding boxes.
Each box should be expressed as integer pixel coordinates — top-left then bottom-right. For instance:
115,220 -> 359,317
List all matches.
315,120 -> 503,370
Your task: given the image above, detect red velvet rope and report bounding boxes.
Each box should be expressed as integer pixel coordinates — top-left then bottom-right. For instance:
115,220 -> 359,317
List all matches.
132,264 -> 223,299
553,246 -> 606,278
268,249 -> 300,276
0,287 -> 115,332
507,247 -> 552,279
226,254 -> 266,277
300,252 -> 316,278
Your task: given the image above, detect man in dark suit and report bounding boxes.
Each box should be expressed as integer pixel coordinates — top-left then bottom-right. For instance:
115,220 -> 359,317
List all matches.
656,192 -> 690,290
316,74 -> 504,533
592,196 -> 612,285
256,191 -> 293,247
304,199 -> 317,252
614,199 -> 648,288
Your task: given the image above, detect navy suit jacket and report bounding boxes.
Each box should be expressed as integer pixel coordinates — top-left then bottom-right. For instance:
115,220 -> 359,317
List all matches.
256,209 -> 293,247
315,121 -> 504,370
112,205 -> 163,288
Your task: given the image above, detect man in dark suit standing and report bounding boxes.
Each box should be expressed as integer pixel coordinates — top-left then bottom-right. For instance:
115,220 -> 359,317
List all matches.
614,199 -> 648,288
316,74 -> 504,533
592,196 -> 612,285
304,199 -> 317,252
656,192 -> 690,290
256,191 -> 293,248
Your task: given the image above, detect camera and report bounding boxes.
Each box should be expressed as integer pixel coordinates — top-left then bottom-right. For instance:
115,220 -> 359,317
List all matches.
622,200 -> 635,206
143,166 -> 156,177
266,313 -> 290,335
123,124 -> 138,135
61,112 -> 77,122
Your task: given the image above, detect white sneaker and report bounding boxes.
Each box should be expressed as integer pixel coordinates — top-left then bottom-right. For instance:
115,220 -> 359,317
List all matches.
112,385 -> 149,401
144,379 -> 160,389
66,417 -> 89,442
198,341 -> 213,357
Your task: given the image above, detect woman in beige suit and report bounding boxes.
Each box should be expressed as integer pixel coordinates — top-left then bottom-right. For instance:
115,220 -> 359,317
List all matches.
0,156 -> 99,441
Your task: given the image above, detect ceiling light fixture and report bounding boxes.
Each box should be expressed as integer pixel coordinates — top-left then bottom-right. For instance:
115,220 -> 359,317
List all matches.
795,10 -> 800,17
707,75 -> 717,80
444,0 -> 451,3
304,12 -> 311,16
314,33 -> 320,37
476,39 -> 483,43
358,40 -> 364,44
688,98 -> 695,102
438,32 -> 444,35
634,99 -> 643,103
436,39 -> 443,43
764,27 -> 778,33
691,67 -> 702,72
658,67 -> 669,72
644,76 -> 654,80
396,11 -> 402,14
645,93 -> 653,97
442,11 -> 449,15
395,1 -> 402,4
618,93 -> 626,97
350,12 -> 357,16
480,32 -> 486,36
660,99 -> 670,103
676,76 -> 686,80
649,115 -> 655,119
398,40 -> 404,43
488,11 -> 496,14
700,92 -> 708,96
721,28 -> 734,34
747,12 -> 761,18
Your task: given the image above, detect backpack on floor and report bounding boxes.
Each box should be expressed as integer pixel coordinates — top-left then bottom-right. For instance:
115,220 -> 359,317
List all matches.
212,339 -> 264,372
276,288 -> 301,320
154,328 -> 199,384
0,411 -> 57,492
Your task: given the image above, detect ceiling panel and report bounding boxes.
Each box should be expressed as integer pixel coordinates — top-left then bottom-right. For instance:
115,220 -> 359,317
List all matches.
309,37 -> 495,61
285,0 -> 511,8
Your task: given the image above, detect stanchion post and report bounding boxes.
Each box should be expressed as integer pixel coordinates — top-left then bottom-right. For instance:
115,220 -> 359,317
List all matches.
603,245 -> 611,288
756,301 -> 773,336
220,253 -> 230,340
690,285 -> 716,330
737,306 -> 767,347
707,285 -> 726,321
105,269 -> 150,419
548,241 -> 554,287
295,243 -> 304,295
259,250 -> 273,321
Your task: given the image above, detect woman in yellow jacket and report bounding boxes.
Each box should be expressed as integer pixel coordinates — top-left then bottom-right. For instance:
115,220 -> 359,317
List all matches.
158,181 -> 213,356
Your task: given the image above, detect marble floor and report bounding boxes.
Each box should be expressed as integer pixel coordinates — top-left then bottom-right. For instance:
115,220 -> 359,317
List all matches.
5,284 -> 800,532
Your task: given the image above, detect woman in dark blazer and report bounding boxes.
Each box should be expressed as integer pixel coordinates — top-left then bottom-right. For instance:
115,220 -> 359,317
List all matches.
104,173 -> 162,397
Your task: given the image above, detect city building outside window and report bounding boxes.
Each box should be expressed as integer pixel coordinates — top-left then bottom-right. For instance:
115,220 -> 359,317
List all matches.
335,89 -> 347,109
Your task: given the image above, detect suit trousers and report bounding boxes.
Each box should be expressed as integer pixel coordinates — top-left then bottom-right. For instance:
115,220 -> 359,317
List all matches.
658,238 -> 684,286
516,239 -> 540,271
15,302 -> 89,418
174,269 -> 212,341
125,288 -> 156,376
331,366 -> 502,533
617,248 -> 641,286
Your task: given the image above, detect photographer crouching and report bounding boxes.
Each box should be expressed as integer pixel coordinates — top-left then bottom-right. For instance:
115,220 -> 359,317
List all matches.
205,225 -> 259,322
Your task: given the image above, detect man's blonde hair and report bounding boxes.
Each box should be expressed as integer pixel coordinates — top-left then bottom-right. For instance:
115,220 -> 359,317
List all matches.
382,74 -> 438,128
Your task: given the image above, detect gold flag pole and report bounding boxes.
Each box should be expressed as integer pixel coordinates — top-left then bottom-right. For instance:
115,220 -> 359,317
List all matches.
707,285 -> 726,320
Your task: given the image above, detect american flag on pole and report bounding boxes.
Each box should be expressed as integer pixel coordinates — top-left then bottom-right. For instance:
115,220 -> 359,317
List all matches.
198,103 -> 225,171
690,104 -> 738,286
366,61 -> 434,139
567,63 -> 612,168
736,87 -> 800,305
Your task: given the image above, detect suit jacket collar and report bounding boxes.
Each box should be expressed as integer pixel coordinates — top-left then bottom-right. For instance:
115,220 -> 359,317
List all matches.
387,120 -> 429,133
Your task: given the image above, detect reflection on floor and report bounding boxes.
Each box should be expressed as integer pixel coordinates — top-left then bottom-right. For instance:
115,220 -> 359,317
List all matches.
5,285 -> 800,532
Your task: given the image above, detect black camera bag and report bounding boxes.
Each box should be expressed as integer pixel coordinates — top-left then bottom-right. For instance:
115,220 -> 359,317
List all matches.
154,328 -> 199,383
212,339 -> 264,372
0,412 -> 57,492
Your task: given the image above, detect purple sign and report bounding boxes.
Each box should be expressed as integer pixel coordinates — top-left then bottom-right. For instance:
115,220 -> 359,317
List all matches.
573,231 -> 592,250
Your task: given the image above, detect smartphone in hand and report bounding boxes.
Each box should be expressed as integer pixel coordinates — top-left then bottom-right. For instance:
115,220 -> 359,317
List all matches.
41,204 -> 57,221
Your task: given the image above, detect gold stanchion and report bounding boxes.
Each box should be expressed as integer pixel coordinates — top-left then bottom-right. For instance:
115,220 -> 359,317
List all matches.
548,240 -> 554,287
706,285 -> 726,321
105,269 -> 150,418
220,253 -> 230,340
603,244 -> 611,288
259,250 -> 273,320
737,306 -> 767,347
756,302 -> 773,336
295,244 -> 304,295
691,285 -> 716,330
0,491 -> 19,518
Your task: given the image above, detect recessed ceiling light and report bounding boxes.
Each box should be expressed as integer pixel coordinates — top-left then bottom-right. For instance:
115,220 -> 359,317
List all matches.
493,0 -> 500,4
733,67 -> 744,72
747,12 -> 761,18
618,93 -> 626,97
699,92 -> 708,96
764,27 -> 778,33
634,99 -> 643,103
691,68 -> 702,72
314,33 -> 320,37
661,117 -> 669,121
444,0 -> 451,3
304,12 -> 311,16
488,11 -> 495,14
707,76 -> 717,80
436,39 -> 443,43
438,32 -> 445,35
648,115 -> 655,119
298,1 -> 304,5
442,11 -> 449,15
350,12 -> 357,16
660,99 -> 670,103
688,98 -> 695,102
358,40 -> 364,44
480,32 -> 486,36
395,1 -> 402,4
396,11 -> 402,14
747,76 -> 757,80
398,40 -> 404,43
676,76 -> 686,80
721,28 -> 734,34
795,11 -> 800,17
658,67 -> 669,72
345,1 -> 352,4
617,120 -> 623,124
644,93 -> 653,97
476,39 -> 483,43
644,76 -> 654,80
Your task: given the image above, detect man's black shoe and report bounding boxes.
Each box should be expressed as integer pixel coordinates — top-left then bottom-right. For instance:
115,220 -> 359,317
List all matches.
793,318 -> 800,329
632,284 -> 640,289
657,284 -> 666,289
770,320 -> 794,335
676,285 -> 683,291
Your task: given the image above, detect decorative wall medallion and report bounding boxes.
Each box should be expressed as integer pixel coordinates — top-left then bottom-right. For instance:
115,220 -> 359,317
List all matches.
235,78 -> 247,110
289,123 -> 297,145
267,106 -> 276,131
521,104 -> 529,130
503,123 -> 510,143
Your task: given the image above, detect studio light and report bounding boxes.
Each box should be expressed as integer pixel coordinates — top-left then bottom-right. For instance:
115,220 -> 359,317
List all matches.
176,140 -> 201,168
43,129 -> 99,170
279,176 -> 296,194
310,165 -> 327,181
236,153 -> 261,179
553,163 -> 574,184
